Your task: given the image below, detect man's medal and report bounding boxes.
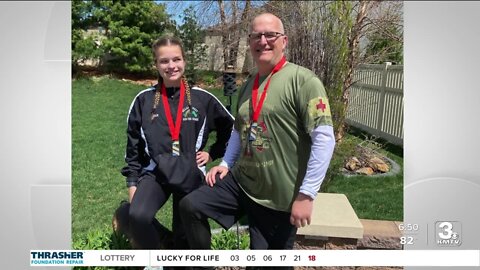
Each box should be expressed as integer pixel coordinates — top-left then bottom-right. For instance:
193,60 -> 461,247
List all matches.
247,56 -> 287,151
248,122 -> 257,142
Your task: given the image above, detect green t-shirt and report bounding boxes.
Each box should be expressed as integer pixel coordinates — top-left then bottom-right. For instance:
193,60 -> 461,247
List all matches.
232,62 -> 333,212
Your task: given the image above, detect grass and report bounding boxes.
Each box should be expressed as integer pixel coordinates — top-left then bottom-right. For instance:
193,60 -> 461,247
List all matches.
72,76 -> 403,247
72,76 -> 236,243
72,76 -> 173,242
322,127 -> 404,221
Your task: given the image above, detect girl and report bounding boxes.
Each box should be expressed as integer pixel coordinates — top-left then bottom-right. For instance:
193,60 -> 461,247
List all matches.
120,35 -> 234,249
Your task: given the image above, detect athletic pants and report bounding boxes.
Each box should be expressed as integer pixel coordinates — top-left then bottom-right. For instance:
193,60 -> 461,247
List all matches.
129,171 -> 189,249
179,172 -> 297,269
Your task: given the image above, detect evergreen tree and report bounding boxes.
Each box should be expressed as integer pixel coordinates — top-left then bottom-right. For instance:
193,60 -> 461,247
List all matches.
72,0 -> 102,71
178,6 -> 207,84
72,0 -> 177,75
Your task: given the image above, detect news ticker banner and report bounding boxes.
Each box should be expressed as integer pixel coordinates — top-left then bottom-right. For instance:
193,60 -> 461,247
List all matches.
30,250 -> 480,267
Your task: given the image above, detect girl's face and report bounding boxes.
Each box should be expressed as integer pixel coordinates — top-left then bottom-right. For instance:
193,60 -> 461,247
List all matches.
154,45 -> 186,87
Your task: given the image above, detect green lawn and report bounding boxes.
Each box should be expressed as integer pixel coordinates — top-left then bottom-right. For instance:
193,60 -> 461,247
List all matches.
321,128 -> 404,221
72,77 -> 153,242
72,76 -> 233,243
72,76 -> 403,245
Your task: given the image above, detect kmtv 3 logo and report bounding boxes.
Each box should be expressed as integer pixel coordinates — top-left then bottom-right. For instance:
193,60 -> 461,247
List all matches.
435,221 -> 462,247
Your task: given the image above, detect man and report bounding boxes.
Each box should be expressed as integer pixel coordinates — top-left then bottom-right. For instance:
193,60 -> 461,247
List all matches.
179,12 -> 335,256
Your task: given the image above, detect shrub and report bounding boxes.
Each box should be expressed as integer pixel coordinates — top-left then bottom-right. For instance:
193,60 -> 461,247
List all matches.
72,226 -> 134,270
73,226 -> 131,251
211,229 -> 249,250
73,224 -> 250,252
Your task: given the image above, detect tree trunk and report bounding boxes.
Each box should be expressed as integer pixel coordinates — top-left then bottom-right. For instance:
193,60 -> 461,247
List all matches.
217,0 -> 251,71
217,0 -> 230,70
229,0 -> 251,70
336,0 -> 370,142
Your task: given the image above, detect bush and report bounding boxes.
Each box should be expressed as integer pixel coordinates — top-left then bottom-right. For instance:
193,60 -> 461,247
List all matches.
73,226 -> 131,251
73,224 -> 250,252
197,70 -> 223,87
72,226 -> 134,270
211,229 -> 249,250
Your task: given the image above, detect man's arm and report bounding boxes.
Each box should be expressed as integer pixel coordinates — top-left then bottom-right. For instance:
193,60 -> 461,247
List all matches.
299,125 -> 335,199
205,128 -> 242,186
290,125 -> 335,228
219,128 -> 242,169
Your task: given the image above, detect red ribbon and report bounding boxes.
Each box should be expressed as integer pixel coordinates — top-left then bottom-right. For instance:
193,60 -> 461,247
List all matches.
251,56 -> 287,122
161,81 -> 185,141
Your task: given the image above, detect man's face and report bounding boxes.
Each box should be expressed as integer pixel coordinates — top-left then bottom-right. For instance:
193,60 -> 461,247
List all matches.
249,16 -> 287,68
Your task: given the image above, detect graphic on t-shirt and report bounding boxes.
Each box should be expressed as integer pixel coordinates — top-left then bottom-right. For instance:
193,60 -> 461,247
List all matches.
244,120 -> 271,152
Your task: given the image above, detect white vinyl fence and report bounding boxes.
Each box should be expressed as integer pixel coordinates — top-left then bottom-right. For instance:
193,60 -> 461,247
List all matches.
345,63 -> 404,146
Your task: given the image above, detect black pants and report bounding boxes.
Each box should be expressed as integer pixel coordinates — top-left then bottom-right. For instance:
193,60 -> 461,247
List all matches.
128,172 -> 189,249
179,172 -> 298,251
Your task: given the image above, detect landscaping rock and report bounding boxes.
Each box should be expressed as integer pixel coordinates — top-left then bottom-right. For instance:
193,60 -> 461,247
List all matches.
325,237 -> 358,250
358,219 -> 402,250
294,235 -> 327,250
345,157 -> 361,171
369,157 -> 390,173
355,167 -> 374,175
357,235 -> 402,249
313,267 -> 356,270
355,266 -> 403,270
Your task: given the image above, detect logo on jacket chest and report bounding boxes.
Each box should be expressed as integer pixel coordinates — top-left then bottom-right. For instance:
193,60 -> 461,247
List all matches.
182,106 -> 200,121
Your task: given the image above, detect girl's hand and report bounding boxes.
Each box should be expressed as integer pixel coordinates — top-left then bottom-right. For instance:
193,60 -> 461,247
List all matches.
196,151 -> 212,166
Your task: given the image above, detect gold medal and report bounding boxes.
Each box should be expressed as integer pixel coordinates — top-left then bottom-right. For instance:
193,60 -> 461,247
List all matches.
172,140 -> 180,156
249,122 -> 257,142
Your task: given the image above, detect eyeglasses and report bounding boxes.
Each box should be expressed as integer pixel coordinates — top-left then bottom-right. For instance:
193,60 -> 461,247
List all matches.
248,31 -> 285,42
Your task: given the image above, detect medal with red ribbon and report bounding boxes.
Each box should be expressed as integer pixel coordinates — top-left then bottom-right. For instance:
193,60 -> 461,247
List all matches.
248,56 -> 287,141
161,80 -> 185,156
245,56 -> 287,156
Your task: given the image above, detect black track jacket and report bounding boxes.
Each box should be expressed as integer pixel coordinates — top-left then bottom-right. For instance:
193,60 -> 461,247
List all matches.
121,85 -> 234,188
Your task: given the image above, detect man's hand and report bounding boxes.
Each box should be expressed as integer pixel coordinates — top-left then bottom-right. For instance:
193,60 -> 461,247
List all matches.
196,151 -> 212,166
290,193 -> 314,228
128,186 -> 137,203
205,165 -> 229,187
